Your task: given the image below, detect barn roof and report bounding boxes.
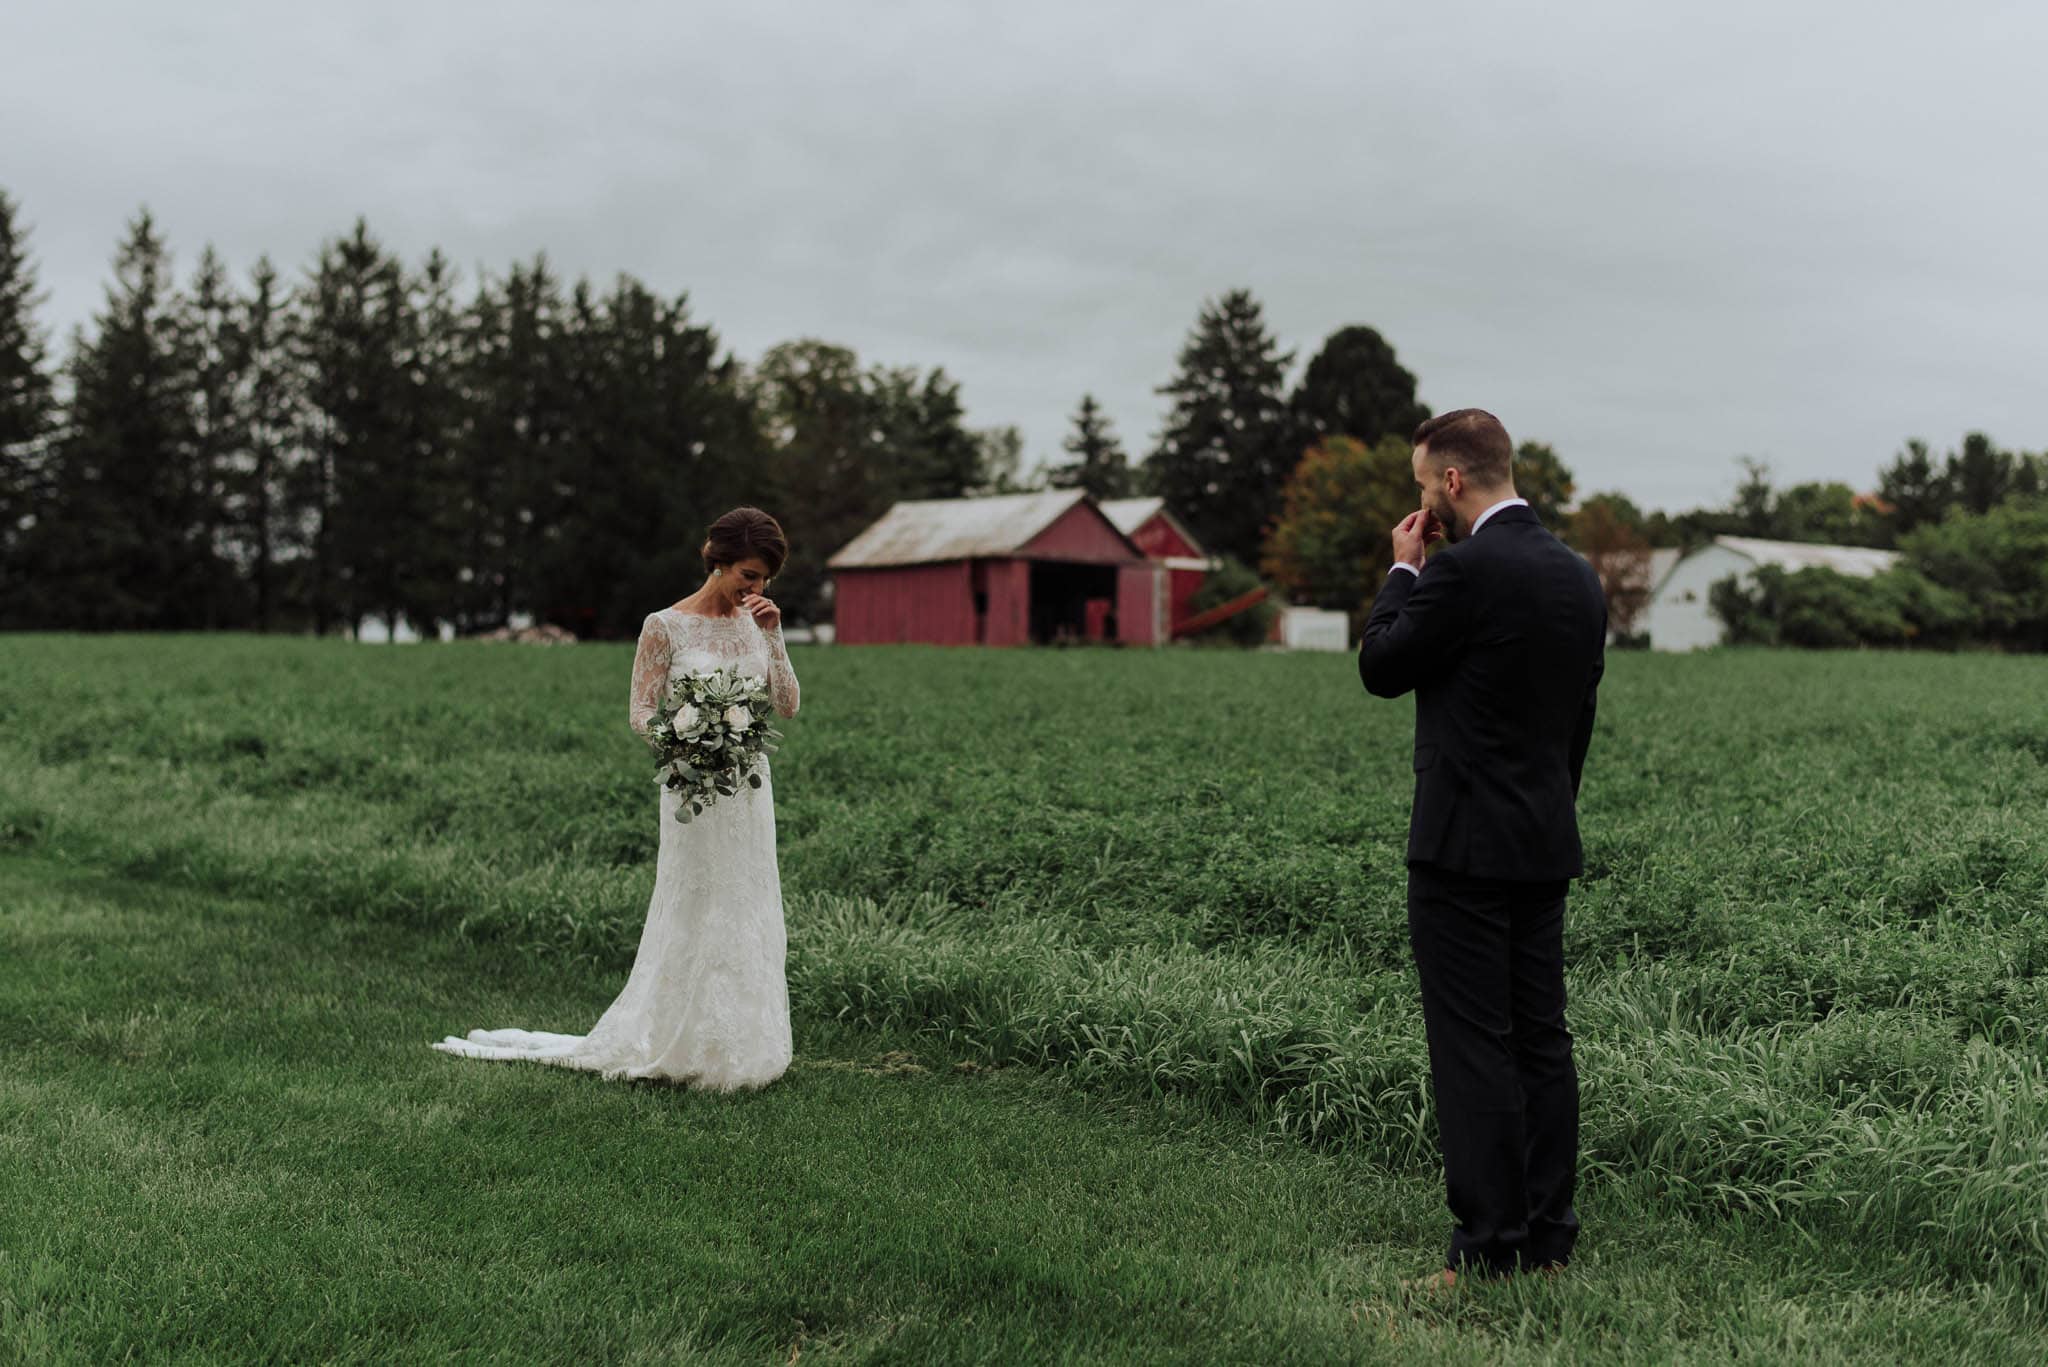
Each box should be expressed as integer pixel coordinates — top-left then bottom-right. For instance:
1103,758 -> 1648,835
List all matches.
1099,497 -> 1162,535
829,491 -> 1135,569
1099,497 -> 1208,556
1647,547 -> 1682,592
1713,536 -> 1899,578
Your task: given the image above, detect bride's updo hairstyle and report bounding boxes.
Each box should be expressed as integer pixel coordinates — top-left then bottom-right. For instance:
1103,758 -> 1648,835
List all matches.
702,506 -> 789,577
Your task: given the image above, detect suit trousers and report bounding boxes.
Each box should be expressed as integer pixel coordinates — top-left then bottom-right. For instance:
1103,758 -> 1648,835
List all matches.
1406,860 -> 1580,1275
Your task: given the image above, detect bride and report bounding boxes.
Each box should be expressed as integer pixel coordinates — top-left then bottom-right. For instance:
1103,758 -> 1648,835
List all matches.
431,507 -> 801,1091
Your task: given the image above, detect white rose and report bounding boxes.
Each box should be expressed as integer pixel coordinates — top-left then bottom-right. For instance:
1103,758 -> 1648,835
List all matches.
673,704 -> 700,734
723,704 -> 752,732
744,673 -> 766,691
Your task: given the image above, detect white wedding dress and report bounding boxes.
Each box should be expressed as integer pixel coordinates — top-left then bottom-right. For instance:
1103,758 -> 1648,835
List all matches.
430,607 -> 800,1090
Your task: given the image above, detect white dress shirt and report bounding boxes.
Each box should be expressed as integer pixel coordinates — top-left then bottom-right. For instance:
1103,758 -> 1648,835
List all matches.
1390,496 -> 1530,576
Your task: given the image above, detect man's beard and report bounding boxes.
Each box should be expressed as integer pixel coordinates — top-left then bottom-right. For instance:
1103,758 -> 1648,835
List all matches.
1426,492 -> 1463,543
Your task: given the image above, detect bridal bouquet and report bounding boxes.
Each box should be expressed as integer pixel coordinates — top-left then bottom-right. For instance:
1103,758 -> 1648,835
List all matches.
646,667 -> 782,823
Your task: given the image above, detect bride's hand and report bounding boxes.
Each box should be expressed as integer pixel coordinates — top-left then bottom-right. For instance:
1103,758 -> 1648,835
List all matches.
742,592 -> 781,630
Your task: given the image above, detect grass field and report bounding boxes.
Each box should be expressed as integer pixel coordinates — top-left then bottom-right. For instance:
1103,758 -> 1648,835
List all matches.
4,635 -> 2046,1361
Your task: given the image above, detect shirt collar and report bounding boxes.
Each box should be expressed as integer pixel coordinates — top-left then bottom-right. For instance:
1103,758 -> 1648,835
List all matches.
1470,496 -> 1530,535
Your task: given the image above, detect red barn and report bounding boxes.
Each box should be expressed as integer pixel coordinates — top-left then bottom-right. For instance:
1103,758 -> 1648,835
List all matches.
828,492 -> 1163,646
1100,497 -> 1214,636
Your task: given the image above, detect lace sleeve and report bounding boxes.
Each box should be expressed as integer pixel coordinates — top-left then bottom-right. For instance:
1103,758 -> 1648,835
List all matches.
628,612 -> 673,737
762,622 -> 801,718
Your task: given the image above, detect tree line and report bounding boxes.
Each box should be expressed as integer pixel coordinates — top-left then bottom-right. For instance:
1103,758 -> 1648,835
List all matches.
0,189 -> 1456,638
3,187 -> 2041,645
0,193 -> 1029,637
1706,492 -> 2048,652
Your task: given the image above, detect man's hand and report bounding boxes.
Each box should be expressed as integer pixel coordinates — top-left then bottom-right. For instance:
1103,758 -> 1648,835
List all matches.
1392,509 -> 1447,568
1392,510 -> 1430,567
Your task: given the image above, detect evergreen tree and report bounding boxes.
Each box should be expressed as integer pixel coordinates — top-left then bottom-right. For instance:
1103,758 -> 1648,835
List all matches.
1946,431 -> 2014,517
1877,439 -> 1952,536
38,210 -> 201,628
461,255 -> 570,628
232,256 -> 298,632
1290,324 -> 1429,447
1046,393 -> 1132,500
540,277 -> 614,634
2014,452 -> 2045,498
1143,289 -> 1300,565
1726,457 -> 1777,537
0,189 -> 57,620
296,218 -> 421,636
402,247 -> 467,632
550,277 -> 759,638
183,246 -> 249,627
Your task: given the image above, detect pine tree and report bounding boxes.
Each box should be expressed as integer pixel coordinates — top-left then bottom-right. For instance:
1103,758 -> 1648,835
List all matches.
0,189 -> 57,621
547,277 -> 641,637
40,210 -> 201,627
461,254 -> 569,628
296,218 -> 419,636
232,256 -> 299,632
1046,394 -> 1132,500
2014,452 -> 2045,499
1877,439 -> 1952,537
1727,457 -> 1776,537
1947,432 -> 2014,517
403,247 -> 466,633
1142,289 -> 1301,565
547,276 -> 761,638
183,246 -> 248,627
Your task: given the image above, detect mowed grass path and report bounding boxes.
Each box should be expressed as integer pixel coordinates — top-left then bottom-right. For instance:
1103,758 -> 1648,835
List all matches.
5,853 -> 2040,1364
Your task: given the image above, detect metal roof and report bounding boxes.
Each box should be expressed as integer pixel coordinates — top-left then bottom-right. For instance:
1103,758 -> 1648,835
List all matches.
1099,496 -> 1208,557
1647,547 -> 1682,593
828,491 -> 1097,569
1098,497 -> 1163,536
1714,536 -> 1899,578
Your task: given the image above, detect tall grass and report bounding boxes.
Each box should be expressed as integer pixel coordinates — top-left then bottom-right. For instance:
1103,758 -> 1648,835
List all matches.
4,634 -> 2045,1299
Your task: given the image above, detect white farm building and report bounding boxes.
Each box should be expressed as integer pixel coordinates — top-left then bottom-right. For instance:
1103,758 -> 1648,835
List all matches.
1644,536 -> 1900,651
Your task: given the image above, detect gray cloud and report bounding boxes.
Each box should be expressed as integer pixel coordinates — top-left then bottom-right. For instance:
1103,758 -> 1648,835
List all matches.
7,0 -> 2042,514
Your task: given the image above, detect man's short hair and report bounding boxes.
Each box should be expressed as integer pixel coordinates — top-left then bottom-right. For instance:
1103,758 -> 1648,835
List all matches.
1413,409 -> 1513,488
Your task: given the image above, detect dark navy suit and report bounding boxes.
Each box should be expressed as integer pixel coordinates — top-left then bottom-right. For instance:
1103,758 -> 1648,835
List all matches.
1358,502 -> 1606,1274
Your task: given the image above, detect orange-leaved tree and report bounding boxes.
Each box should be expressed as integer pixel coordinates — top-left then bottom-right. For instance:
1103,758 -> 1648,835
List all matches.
1568,494 -> 1654,638
1260,434 -> 1417,616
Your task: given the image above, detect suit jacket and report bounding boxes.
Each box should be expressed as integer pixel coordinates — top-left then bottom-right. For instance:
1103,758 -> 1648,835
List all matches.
1357,505 -> 1607,881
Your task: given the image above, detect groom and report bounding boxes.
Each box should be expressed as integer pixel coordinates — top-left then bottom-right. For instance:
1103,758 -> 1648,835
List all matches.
1357,408 -> 1607,1287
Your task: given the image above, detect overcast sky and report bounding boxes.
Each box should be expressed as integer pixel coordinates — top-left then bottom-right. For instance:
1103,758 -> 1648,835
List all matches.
6,1 -> 2042,512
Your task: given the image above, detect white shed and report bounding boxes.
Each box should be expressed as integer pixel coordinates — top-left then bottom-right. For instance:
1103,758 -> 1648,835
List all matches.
1645,536 -> 1900,652
1274,606 -> 1350,651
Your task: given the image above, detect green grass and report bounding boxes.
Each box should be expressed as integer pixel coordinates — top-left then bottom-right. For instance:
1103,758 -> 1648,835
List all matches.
3,634 -> 2047,1359
7,858 -> 2046,1364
